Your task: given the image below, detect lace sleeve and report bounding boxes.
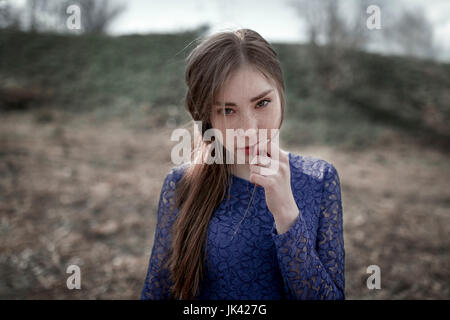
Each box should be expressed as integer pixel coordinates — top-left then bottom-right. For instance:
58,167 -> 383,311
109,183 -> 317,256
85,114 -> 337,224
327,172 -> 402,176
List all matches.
140,167 -> 183,300
271,163 -> 345,299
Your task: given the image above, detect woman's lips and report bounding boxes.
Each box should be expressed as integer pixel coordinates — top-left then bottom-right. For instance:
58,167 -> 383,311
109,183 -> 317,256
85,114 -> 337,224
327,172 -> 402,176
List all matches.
239,145 -> 255,155
237,143 -> 270,156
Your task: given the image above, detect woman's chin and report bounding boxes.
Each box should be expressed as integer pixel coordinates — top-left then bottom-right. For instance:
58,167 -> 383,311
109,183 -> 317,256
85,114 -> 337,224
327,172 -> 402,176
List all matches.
233,150 -> 252,164
221,147 -> 252,164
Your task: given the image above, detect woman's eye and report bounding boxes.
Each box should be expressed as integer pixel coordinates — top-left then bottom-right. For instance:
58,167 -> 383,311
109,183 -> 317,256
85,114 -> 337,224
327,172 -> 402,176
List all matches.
220,108 -> 234,115
256,99 -> 271,108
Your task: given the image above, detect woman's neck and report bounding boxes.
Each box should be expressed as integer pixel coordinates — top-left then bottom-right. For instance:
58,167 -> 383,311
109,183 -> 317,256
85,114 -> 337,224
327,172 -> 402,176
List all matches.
231,163 -> 252,181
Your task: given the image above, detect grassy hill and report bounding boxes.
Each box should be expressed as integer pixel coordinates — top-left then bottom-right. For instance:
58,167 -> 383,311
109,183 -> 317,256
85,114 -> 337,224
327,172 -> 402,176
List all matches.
1,29 -> 449,151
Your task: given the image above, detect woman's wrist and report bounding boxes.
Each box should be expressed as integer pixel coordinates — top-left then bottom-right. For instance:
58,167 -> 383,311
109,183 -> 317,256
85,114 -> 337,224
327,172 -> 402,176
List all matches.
273,201 -> 300,234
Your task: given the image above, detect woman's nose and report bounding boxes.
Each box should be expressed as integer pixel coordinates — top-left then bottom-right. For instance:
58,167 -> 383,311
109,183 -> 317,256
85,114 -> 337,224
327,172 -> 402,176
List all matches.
240,110 -> 258,132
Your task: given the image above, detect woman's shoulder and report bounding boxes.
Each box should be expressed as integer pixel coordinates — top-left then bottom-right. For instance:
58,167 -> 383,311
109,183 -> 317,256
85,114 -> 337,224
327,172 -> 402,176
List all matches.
161,162 -> 190,188
288,151 -> 337,183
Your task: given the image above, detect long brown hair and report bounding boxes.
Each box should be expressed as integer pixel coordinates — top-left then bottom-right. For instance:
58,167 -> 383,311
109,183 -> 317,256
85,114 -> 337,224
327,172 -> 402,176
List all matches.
165,28 -> 287,299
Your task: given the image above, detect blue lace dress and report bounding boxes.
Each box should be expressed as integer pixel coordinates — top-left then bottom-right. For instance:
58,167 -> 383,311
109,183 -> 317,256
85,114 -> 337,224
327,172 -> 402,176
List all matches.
141,152 -> 345,300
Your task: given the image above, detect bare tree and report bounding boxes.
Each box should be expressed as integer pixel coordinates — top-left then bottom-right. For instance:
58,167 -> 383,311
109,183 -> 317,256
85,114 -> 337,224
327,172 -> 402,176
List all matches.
73,0 -> 126,34
17,0 -> 126,34
288,0 -> 331,46
289,0 -> 437,61
324,0 -> 343,47
0,1 -> 22,29
27,0 -> 38,31
289,0 -> 391,51
25,0 -> 68,32
382,7 -> 436,59
289,0 -> 362,49
344,0 -> 376,50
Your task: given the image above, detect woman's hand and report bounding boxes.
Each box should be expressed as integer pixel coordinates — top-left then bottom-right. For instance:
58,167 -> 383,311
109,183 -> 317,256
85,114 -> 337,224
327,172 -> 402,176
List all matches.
249,135 -> 300,234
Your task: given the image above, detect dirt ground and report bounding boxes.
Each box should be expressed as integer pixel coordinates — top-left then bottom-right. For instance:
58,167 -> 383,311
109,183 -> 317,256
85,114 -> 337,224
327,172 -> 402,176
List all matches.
0,108 -> 449,299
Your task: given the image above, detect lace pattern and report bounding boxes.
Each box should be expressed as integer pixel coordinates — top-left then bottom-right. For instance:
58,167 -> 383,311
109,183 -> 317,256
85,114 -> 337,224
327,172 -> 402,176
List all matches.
271,161 -> 345,299
140,164 -> 186,299
141,153 -> 345,300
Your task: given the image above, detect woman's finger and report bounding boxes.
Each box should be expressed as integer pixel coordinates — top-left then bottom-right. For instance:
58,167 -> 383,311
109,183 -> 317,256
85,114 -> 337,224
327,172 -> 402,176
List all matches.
268,129 -> 280,161
249,170 -> 270,187
250,165 -> 262,175
250,155 -> 271,167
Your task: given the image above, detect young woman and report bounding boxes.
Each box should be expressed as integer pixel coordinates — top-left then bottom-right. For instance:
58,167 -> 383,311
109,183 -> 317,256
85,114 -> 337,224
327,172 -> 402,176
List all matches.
141,29 -> 345,300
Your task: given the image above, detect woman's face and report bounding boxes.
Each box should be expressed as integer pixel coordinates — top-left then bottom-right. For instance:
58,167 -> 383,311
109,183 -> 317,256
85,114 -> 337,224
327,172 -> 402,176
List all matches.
210,65 -> 282,163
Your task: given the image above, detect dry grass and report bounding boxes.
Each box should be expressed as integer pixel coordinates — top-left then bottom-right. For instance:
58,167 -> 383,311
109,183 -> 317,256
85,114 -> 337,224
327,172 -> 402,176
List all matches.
0,108 -> 449,299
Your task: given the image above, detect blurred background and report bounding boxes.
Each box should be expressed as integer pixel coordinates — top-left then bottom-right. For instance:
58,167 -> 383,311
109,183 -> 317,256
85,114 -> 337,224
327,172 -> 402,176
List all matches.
0,0 -> 449,299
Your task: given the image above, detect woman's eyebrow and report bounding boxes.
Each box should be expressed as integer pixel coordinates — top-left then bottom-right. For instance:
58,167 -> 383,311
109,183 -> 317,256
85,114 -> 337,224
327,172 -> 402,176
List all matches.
214,88 -> 273,106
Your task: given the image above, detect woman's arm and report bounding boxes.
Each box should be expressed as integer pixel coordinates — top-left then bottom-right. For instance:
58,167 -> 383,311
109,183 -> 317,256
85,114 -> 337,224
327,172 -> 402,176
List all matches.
271,163 -> 345,299
141,168 -> 181,300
